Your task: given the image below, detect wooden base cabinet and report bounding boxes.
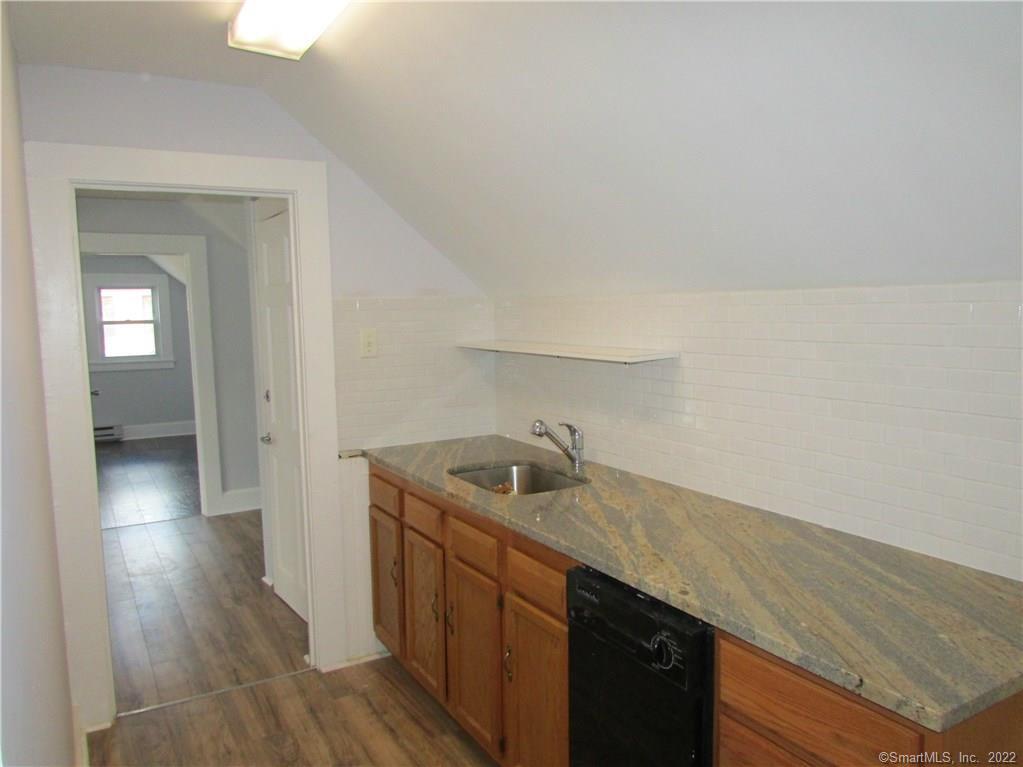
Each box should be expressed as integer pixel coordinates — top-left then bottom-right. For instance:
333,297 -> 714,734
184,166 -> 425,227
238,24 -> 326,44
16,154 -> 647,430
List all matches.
375,467 -> 1023,767
718,713 -> 813,767
446,555 -> 504,760
368,467 -> 573,767
403,528 -> 445,700
502,593 -> 569,767
717,633 -> 1023,767
368,505 -> 403,658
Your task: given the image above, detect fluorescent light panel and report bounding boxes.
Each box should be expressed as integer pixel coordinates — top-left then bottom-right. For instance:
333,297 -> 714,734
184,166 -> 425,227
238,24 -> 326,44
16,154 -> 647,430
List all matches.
228,0 -> 349,60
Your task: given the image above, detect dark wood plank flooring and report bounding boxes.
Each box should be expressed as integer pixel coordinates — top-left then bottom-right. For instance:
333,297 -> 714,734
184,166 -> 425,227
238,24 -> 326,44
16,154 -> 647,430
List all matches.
88,658 -> 494,767
104,509 -> 308,713
96,436 -> 201,529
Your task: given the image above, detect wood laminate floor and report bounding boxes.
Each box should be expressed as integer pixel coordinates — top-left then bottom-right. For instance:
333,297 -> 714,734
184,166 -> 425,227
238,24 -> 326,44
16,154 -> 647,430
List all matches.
88,657 -> 494,767
97,437 -> 201,529
104,509 -> 308,713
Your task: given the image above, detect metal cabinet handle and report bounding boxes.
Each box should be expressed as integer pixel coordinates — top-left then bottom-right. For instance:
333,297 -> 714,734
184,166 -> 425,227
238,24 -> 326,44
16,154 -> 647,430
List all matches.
445,605 -> 455,635
431,593 -> 439,622
504,646 -> 513,681
389,559 -> 398,586
260,432 -> 273,444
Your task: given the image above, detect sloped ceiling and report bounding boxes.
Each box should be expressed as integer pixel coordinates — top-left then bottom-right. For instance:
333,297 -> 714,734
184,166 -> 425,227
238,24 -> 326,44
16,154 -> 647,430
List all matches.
9,2 -> 1021,295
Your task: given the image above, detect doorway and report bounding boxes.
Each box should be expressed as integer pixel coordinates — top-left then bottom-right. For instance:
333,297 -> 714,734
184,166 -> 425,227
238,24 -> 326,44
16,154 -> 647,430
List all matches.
25,141 -> 344,732
75,189 -> 309,714
81,237 -> 202,530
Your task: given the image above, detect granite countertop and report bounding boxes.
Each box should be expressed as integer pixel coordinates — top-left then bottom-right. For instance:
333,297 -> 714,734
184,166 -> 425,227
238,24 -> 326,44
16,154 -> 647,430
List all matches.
364,434 -> 1023,732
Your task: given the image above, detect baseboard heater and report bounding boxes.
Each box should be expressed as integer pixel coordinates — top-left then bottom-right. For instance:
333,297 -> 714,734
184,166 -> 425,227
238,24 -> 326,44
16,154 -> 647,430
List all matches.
93,425 -> 124,442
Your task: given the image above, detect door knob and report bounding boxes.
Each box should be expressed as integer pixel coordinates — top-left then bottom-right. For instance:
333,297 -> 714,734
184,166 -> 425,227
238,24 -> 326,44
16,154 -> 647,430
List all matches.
260,432 -> 273,444
90,389 -> 100,397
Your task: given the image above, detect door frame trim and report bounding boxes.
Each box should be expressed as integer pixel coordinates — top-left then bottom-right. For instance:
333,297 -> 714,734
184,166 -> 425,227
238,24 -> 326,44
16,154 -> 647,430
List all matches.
24,142 -> 344,731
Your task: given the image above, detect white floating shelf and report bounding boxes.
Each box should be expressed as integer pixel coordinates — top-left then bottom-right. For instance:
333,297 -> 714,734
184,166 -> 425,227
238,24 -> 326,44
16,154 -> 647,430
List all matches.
457,340 -> 678,365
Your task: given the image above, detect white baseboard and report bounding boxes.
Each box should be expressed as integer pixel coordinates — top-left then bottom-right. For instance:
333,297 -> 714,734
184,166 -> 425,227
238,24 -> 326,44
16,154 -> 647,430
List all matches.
318,649 -> 390,674
204,486 -> 261,516
121,420 -> 196,440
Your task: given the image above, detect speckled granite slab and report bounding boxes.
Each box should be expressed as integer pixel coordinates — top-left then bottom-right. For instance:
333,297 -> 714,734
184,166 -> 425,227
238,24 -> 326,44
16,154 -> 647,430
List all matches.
365,435 -> 1023,732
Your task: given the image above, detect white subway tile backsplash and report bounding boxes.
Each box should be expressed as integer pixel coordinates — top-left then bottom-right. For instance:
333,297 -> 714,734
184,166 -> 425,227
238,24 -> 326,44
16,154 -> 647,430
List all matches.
330,284 -> 1020,580
334,296 -> 496,450
494,281 -> 1022,580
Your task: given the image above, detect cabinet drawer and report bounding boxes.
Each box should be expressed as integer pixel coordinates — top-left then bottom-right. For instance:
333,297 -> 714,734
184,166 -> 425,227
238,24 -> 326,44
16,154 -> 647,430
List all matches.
447,516 -> 499,577
369,475 -> 401,518
718,714 -> 812,767
405,494 -> 443,542
719,638 -> 921,766
507,547 -> 565,618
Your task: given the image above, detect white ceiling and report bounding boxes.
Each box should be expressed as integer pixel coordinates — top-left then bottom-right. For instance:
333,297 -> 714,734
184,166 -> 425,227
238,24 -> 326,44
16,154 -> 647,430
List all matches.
10,1 -> 1021,295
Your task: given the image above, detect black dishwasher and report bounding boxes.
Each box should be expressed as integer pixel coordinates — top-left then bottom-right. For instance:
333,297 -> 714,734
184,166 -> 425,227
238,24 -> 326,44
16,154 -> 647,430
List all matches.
568,566 -> 713,767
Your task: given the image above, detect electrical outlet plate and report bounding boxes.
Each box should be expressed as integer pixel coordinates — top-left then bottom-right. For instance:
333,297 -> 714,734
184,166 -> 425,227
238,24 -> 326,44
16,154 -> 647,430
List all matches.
359,328 -> 378,358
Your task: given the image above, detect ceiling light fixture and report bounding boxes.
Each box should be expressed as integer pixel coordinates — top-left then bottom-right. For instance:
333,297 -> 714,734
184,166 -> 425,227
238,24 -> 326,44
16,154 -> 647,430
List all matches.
228,0 -> 349,60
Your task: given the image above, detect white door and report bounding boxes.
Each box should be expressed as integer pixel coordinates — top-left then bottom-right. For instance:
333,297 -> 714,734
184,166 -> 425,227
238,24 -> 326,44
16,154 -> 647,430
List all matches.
251,198 -> 308,621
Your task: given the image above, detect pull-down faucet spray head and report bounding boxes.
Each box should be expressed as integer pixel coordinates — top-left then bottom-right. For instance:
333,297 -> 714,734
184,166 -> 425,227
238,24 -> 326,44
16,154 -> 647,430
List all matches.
530,419 -> 584,473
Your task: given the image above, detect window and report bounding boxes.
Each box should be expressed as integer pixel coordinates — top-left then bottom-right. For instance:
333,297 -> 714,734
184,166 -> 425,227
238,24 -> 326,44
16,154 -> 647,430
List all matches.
82,272 -> 175,371
99,287 -> 157,357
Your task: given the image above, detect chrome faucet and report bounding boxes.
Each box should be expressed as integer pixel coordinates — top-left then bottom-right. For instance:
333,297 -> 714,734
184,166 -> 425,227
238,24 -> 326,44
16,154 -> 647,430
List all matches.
531,419 -> 584,473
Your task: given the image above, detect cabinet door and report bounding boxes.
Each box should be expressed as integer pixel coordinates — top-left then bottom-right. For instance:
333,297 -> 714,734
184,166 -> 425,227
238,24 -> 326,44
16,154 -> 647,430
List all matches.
403,528 -> 445,700
445,555 -> 503,760
718,714 -> 813,767
719,636 -> 921,766
503,593 -> 569,767
369,506 -> 403,657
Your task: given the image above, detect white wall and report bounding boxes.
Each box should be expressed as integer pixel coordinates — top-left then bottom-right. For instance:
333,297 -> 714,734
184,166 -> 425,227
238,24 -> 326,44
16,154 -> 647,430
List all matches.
495,282 -> 1023,580
81,254 -> 195,429
0,7 -> 75,764
269,2 -> 1023,296
9,5 -> 1017,297
76,196 -> 258,491
17,65 -> 482,299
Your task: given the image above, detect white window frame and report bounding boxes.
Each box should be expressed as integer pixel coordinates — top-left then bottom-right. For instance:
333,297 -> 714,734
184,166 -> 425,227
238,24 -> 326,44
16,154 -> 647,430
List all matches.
82,271 -> 175,371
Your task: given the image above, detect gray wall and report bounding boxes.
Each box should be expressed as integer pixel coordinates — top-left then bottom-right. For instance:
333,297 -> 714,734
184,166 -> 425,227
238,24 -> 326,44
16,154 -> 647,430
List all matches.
1,6 -> 75,764
82,255 -> 195,427
76,196 -> 260,492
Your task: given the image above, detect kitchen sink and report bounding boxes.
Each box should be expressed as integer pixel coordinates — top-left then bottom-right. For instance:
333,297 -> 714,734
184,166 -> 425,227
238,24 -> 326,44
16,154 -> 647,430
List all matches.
448,463 -> 589,495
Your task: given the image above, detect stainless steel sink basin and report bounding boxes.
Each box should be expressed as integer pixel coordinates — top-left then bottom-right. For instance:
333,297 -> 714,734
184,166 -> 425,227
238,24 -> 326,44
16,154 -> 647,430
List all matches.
449,463 -> 588,495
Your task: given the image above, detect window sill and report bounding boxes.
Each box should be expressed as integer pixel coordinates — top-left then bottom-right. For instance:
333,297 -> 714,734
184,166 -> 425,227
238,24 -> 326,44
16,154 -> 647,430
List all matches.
89,359 -> 175,373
